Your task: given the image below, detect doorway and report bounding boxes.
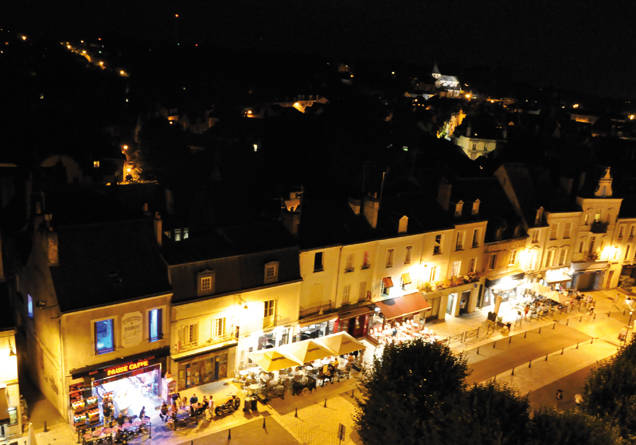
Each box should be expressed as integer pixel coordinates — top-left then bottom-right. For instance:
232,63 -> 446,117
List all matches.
446,293 -> 458,316
459,291 -> 471,315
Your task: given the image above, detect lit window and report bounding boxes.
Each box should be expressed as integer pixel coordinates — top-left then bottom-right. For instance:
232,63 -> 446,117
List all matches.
27,293 -> 33,319
386,249 -> 394,268
174,228 -> 182,242
149,308 -> 162,342
198,271 -> 214,295
452,260 -> 461,277
264,300 -> 275,318
405,246 -> 412,264
214,317 -> 226,337
95,319 -> 114,354
183,228 -> 189,240
93,160 -> 100,168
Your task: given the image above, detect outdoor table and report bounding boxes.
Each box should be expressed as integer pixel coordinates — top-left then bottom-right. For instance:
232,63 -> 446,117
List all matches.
133,419 -> 142,427
92,428 -> 103,437
122,422 -> 133,431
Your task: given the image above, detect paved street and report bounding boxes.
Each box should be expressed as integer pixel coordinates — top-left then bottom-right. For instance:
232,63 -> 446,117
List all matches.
465,324 -> 591,384
527,364 -> 595,411
182,417 -> 299,445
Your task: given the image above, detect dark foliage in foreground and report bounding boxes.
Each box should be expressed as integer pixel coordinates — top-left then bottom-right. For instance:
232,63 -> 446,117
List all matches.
584,337 -> 636,441
356,339 -> 625,445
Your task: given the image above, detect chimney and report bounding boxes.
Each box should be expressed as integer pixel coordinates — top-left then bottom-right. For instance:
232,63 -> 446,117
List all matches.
363,193 -> 380,229
348,197 -> 361,215
153,212 -> 163,246
398,215 -> 408,233
46,226 -> 59,267
471,199 -> 480,216
437,178 -> 452,211
165,188 -> 175,215
534,206 -> 544,225
282,187 -> 303,237
560,177 -> 574,196
0,233 -> 5,281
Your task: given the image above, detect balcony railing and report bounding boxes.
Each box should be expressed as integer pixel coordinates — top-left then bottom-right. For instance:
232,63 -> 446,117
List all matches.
299,302 -> 333,319
590,221 -> 608,234
176,333 -> 236,353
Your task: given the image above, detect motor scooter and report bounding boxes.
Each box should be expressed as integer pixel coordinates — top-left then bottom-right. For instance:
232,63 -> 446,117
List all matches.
214,395 -> 240,417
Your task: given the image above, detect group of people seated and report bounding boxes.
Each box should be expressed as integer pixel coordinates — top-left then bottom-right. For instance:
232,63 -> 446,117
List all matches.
162,393 -> 214,425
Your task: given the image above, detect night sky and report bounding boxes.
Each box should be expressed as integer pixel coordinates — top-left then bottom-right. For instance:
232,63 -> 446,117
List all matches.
9,0 -> 636,98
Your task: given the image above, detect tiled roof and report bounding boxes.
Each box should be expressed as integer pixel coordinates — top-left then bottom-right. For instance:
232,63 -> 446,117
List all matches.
51,220 -> 171,313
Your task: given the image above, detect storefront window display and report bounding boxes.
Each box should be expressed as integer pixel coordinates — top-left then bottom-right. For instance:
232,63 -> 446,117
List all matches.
68,349 -> 168,430
93,364 -> 161,419
177,352 -> 227,389
295,321 -> 334,342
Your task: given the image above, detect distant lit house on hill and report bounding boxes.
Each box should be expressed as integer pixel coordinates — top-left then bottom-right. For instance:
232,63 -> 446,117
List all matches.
453,115 -> 506,160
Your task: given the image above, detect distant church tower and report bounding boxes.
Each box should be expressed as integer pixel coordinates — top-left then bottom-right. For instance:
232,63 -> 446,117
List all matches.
594,167 -> 613,197
432,62 -> 441,79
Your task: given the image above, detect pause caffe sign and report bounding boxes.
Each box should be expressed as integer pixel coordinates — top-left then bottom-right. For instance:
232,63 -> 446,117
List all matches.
106,359 -> 150,377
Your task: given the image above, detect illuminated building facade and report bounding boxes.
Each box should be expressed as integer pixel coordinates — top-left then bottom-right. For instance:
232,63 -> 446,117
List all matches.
16,217 -> 172,424
161,222 -> 301,387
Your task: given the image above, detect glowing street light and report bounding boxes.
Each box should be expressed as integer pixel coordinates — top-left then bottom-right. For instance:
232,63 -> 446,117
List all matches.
19,34 -> 27,41
629,114 -> 635,121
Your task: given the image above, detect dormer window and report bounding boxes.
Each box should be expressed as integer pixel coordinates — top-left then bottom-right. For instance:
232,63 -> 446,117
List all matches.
198,270 -> 215,296
495,227 -> 504,240
264,261 -> 279,284
471,199 -> 480,216
454,200 -> 464,218
398,215 -> 409,233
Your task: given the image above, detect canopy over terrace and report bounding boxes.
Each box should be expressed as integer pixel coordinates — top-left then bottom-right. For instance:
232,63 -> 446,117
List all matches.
279,339 -> 334,364
374,292 -> 432,320
250,350 -> 303,372
315,332 -> 365,356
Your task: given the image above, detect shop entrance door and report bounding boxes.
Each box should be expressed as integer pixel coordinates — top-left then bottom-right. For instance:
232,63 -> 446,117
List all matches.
446,293 -> 457,316
459,291 -> 471,315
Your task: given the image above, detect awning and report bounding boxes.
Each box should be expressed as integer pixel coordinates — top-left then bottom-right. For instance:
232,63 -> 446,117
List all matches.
250,350 -> 302,372
338,305 -> 373,320
299,312 -> 338,327
315,332 -> 365,355
401,273 -> 412,285
375,292 -> 432,320
279,339 -> 334,364
0,387 -> 9,423
382,277 -> 394,288
170,340 -> 238,362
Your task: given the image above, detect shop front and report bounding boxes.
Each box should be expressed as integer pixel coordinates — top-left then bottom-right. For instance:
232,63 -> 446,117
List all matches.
484,273 -> 527,309
295,314 -> 337,342
335,306 -> 373,338
170,344 -> 236,390
68,346 -> 169,429
571,261 -> 609,291
543,267 -> 573,291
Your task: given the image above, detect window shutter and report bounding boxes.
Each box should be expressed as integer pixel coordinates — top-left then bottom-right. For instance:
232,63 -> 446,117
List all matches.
193,323 -> 199,344
178,326 -> 185,349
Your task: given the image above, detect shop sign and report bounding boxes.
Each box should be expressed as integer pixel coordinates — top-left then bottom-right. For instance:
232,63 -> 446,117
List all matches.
106,359 -> 150,377
121,312 -> 143,348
